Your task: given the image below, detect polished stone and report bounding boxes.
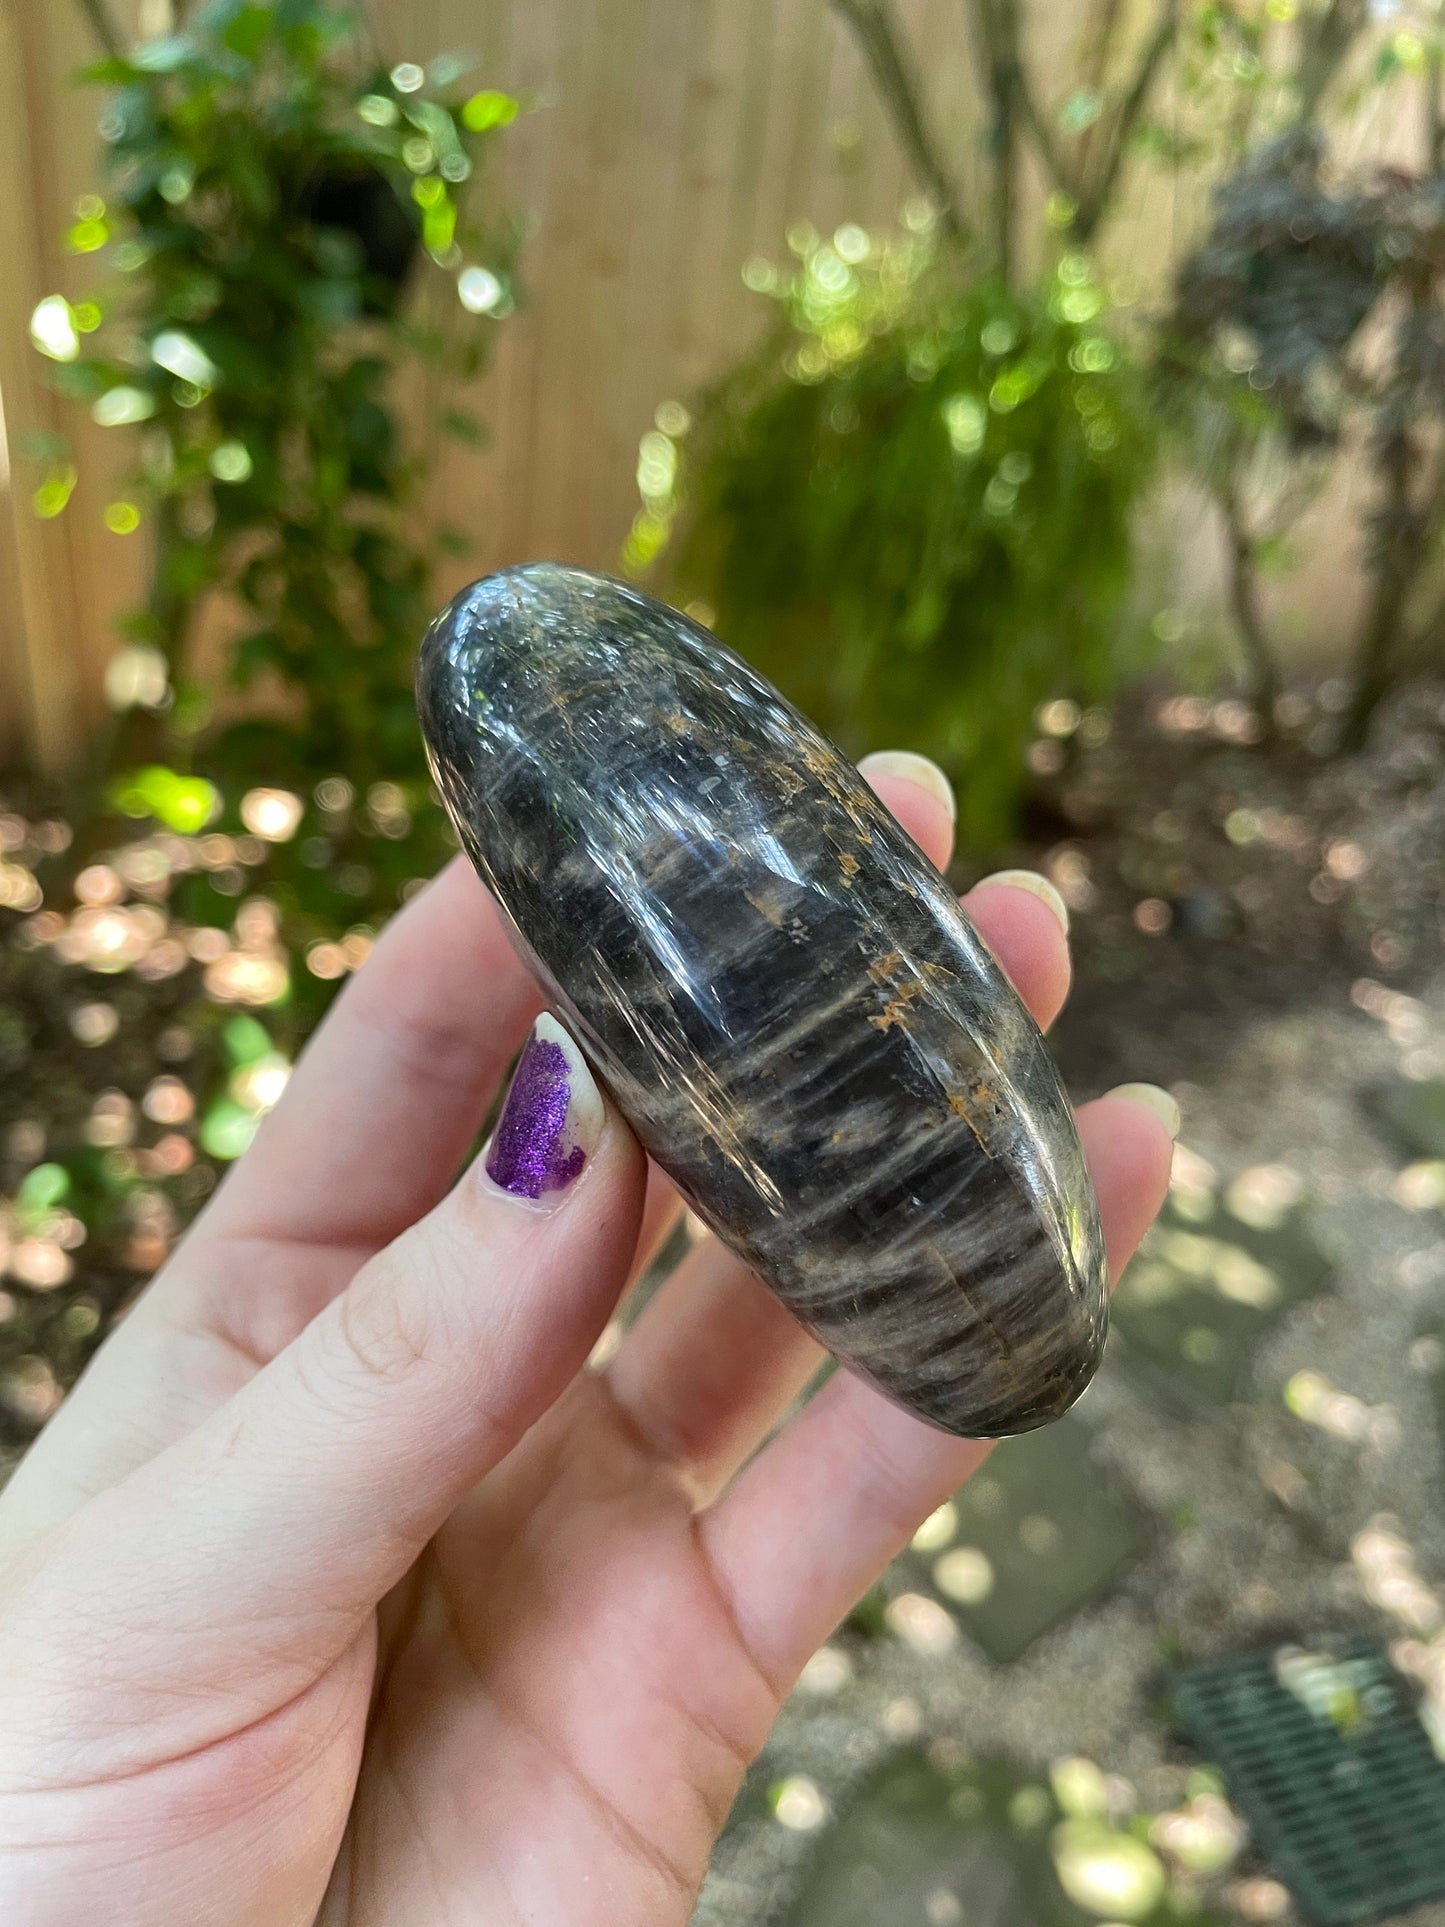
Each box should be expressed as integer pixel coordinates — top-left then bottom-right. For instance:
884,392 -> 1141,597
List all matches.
417,564 -> 1107,1436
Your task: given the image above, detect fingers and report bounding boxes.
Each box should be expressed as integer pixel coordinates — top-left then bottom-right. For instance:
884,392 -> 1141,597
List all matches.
697,1085 -> 1179,1692
606,1236 -> 825,1499
1081,1085 -> 1182,1276
857,749 -> 956,871
627,1162 -> 687,1286
860,749 -> 1074,1026
0,859 -> 542,1561
10,1020 -> 646,1747
962,871 -> 1071,1030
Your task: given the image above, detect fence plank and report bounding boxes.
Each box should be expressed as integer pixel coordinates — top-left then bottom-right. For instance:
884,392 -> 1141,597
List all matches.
3,0 -> 1390,772
0,0 -> 90,772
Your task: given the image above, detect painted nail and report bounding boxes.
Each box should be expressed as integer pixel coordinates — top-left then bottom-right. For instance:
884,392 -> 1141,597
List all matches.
1109,1082 -> 1182,1140
975,868 -> 1070,935
485,1013 -> 605,1202
857,750 -> 957,825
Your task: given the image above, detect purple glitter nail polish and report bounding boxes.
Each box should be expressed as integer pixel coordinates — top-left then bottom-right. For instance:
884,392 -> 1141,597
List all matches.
485,1015 -> 598,1200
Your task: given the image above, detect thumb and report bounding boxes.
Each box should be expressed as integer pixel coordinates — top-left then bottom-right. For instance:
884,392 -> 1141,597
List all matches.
5,1017 -> 643,1745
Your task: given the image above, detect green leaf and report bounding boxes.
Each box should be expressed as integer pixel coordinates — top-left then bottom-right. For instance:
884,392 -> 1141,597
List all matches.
111,764 -> 221,834
223,1014 -> 272,1065
231,628 -> 288,687
221,4 -> 272,59
461,89 -> 518,132
77,57 -> 147,85
200,1098 -> 259,1161
17,1163 -> 70,1218
439,408 -> 489,448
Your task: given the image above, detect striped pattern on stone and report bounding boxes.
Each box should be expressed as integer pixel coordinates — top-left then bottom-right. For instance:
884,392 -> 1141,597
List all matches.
417,563 -> 1107,1436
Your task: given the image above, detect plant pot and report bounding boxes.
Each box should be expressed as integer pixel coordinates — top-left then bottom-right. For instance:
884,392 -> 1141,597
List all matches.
297,160 -> 421,317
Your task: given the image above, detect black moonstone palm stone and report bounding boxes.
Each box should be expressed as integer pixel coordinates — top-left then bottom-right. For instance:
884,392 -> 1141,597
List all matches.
417,564 -> 1107,1437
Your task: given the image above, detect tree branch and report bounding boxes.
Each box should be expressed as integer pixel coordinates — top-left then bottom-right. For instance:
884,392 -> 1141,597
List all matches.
1219,483 -> 1281,716
1294,0 -> 1367,126
74,0 -> 124,58
1008,55 -> 1080,208
1343,287 -> 1441,747
1074,0 -> 1180,242
830,0 -> 969,246
1076,0 -> 1128,178
964,0 -> 1022,285
1082,0 -> 1127,94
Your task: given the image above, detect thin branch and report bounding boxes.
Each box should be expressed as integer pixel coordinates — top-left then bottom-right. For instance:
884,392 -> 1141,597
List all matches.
1218,483 -> 1281,717
1082,0 -> 1127,96
1343,294 -> 1443,745
1074,0 -> 1180,242
1295,0 -> 1368,126
830,0 -> 969,246
964,0 -> 1021,285
74,0 -> 124,57
1345,419 -> 1445,744
1009,57 -> 1080,208
1077,0 -> 1128,177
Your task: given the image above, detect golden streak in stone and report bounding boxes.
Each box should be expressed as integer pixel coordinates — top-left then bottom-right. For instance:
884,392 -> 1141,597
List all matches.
417,563 -> 1107,1437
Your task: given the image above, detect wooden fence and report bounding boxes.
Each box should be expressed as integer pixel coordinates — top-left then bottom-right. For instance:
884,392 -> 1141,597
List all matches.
0,0 -> 1411,771
0,0 -> 973,768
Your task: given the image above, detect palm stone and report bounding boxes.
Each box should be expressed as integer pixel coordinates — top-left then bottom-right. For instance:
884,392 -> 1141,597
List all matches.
417,563 -> 1107,1436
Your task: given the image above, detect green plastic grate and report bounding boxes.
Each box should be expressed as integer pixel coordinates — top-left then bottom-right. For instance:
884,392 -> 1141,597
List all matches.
1174,1642 -> 1445,1926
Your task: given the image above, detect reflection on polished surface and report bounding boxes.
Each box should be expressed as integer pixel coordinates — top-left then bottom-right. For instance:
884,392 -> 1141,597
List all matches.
418,563 -> 1106,1436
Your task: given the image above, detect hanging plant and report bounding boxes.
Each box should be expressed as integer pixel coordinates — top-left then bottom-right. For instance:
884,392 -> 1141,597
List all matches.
29,0 -> 525,903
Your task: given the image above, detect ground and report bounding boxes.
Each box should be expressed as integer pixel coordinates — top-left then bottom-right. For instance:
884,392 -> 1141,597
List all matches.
697,679 -> 1445,1927
4,679 -> 1445,1927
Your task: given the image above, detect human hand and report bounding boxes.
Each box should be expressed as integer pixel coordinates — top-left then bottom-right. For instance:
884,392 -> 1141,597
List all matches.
0,753 -> 1176,1926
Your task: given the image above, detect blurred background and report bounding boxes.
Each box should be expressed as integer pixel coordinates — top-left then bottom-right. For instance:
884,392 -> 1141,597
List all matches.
3,2 -> 1445,1923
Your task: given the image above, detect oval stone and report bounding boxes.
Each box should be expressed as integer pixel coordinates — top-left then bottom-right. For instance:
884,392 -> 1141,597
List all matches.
417,563 -> 1107,1436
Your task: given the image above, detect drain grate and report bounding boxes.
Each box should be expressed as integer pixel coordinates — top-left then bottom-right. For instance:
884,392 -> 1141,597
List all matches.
1174,1642 -> 1445,1926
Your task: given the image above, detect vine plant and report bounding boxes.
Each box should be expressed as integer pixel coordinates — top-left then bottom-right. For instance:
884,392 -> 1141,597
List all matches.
30,0 -> 522,928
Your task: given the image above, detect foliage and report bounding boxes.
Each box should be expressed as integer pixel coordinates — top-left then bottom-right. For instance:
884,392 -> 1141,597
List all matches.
1163,110 -> 1445,740
1,0 -> 525,1438
635,0 -> 1445,836
630,0 -> 1191,848
28,0 -> 522,925
629,228 -> 1157,844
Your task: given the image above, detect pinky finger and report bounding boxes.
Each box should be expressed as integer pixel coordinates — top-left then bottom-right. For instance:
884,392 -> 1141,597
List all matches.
698,1085 -> 1179,1693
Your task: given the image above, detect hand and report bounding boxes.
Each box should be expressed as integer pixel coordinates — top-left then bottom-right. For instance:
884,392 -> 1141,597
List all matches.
0,754 -> 1175,1927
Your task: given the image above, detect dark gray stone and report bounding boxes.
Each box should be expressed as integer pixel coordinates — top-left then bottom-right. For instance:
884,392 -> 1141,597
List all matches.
417,564 -> 1106,1436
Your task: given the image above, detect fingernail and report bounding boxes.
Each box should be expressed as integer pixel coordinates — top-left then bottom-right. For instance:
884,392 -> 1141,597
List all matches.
975,868 -> 1070,935
1110,1082 -> 1182,1140
857,750 -> 956,825
485,1013 -> 604,1202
